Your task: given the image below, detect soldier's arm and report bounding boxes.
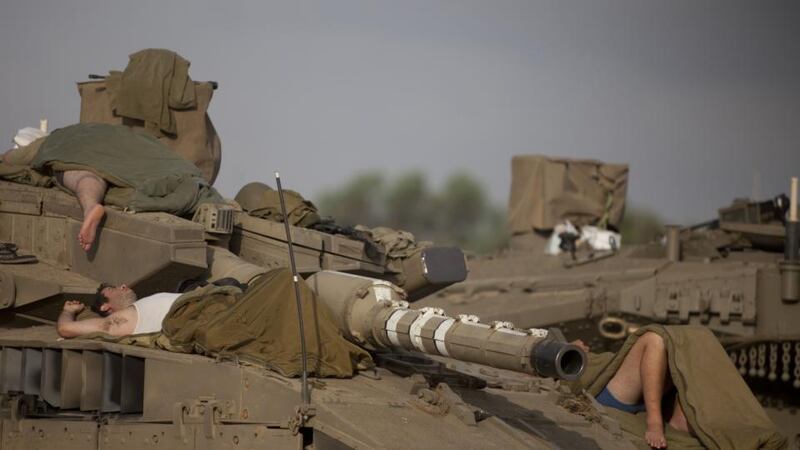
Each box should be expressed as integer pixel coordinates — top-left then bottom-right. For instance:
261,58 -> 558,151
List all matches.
57,301 -> 135,338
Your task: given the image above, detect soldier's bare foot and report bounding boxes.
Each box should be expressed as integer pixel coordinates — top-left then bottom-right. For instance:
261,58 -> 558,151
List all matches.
645,422 -> 667,448
78,204 -> 105,251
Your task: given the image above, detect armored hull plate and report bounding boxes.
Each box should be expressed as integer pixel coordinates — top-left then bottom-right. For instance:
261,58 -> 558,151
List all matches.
0,326 -> 635,449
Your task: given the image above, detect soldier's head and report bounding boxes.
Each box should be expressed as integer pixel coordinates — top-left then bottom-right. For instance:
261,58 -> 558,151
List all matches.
91,283 -> 138,317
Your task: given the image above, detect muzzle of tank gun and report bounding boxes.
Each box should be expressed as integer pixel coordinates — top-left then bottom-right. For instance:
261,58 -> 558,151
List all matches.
305,270 -> 587,381
374,309 -> 587,381
530,329 -> 587,381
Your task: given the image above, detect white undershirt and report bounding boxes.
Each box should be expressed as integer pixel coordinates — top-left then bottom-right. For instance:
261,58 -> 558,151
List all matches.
132,292 -> 182,334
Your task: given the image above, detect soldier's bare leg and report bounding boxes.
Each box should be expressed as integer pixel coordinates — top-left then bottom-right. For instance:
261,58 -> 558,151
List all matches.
61,170 -> 107,252
606,332 -> 669,448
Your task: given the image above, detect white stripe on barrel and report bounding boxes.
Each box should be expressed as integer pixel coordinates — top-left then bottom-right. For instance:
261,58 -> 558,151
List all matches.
408,309 -> 442,353
385,309 -> 410,348
433,318 -> 455,357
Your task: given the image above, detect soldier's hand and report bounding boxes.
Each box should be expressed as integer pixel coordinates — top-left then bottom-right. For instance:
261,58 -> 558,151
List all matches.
62,300 -> 85,314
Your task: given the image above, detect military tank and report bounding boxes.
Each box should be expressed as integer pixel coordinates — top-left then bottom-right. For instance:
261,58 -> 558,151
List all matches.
416,155 -> 800,445
0,159 -> 652,449
0,61 -> 648,448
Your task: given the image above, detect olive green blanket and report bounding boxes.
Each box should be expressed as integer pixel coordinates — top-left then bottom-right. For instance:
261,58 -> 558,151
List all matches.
111,48 -> 197,136
236,182 -> 322,227
95,268 -> 372,378
22,123 -> 222,215
573,325 -> 785,450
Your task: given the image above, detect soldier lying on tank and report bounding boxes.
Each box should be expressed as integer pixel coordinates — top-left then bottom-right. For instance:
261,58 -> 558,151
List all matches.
572,335 -> 693,449
56,284 -> 181,338
3,145 -> 106,252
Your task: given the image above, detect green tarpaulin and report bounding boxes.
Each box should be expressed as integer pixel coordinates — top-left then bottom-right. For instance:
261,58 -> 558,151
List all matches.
111,48 -> 197,135
236,182 -> 322,227
28,123 -> 222,215
572,325 -> 785,450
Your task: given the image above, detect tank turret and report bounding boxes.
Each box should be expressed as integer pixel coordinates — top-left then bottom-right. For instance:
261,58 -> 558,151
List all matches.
418,155 -> 800,443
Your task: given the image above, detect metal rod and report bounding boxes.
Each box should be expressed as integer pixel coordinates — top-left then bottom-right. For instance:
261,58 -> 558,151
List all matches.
791,177 -> 798,223
275,172 -> 311,406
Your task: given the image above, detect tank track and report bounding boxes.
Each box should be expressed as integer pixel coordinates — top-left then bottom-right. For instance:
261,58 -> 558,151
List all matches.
726,339 -> 800,413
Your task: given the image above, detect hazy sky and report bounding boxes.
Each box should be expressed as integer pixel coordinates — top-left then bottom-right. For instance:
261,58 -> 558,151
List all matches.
2,1 -> 798,223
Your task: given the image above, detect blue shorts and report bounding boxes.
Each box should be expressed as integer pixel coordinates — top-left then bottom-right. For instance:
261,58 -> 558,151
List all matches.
596,386 -> 646,414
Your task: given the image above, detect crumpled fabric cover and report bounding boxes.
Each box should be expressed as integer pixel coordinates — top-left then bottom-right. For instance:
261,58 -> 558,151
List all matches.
571,325 -> 786,450
112,48 -> 197,135
353,225 -> 431,278
1,136 -> 46,168
29,123 -> 222,215
0,163 -> 52,187
508,155 -> 628,233
237,183 -> 322,228
354,226 -> 427,259
92,268 -> 373,378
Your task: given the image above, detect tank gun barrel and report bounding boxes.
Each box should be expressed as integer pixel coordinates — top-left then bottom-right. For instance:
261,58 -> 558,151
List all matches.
306,271 -> 586,381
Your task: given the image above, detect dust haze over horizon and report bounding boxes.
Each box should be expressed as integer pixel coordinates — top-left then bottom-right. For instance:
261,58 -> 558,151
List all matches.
1,1 -> 798,225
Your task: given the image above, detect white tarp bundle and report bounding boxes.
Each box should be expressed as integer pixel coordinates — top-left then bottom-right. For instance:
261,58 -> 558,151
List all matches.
12,126 -> 47,149
545,220 -> 622,255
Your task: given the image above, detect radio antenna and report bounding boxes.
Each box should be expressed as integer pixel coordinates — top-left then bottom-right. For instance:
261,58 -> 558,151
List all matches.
275,172 -> 311,406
